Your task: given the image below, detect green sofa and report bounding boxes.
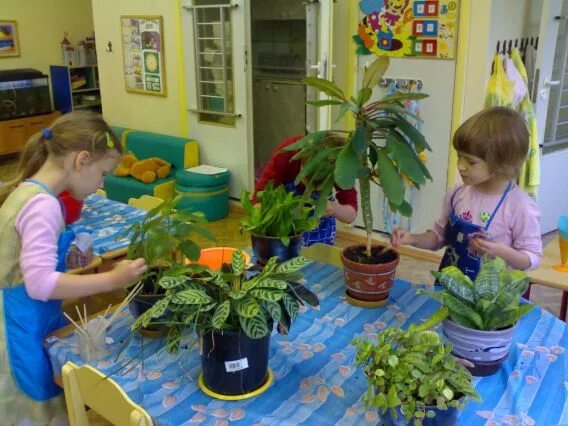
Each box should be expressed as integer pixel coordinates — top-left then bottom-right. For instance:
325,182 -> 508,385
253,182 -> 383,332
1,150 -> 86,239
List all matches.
104,127 -> 199,203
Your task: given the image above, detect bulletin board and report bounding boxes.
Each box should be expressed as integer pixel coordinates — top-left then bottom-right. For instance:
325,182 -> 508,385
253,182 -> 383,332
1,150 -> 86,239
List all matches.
121,15 -> 167,96
353,0 -> 459,59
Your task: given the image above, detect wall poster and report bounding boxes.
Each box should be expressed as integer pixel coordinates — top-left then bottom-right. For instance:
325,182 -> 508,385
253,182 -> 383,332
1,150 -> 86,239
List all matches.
354,0 -> 459,59
121,15 -> 166,96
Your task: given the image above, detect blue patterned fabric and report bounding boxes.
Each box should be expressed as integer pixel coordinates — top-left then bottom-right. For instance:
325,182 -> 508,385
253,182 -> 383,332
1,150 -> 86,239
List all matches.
47,263 -> 568,425
69,195 -> 147,256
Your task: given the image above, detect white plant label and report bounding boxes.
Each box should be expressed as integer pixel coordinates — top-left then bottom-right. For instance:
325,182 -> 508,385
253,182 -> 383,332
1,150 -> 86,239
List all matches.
225,357 -> 249,372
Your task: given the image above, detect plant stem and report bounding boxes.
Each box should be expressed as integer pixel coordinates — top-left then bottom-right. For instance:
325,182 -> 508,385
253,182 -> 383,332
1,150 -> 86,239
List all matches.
360,173 -> 373,257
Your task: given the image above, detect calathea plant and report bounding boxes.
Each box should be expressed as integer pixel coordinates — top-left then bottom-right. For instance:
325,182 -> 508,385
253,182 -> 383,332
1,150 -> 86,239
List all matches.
416,256 -> 533,331
353,328 -> 480,425
240,181 -> 319,246
286,56 -> 432,257
131,250 -> 319,353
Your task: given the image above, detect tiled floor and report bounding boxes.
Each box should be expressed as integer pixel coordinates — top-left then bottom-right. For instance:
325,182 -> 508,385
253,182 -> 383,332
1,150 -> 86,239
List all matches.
0,156 -> 564,319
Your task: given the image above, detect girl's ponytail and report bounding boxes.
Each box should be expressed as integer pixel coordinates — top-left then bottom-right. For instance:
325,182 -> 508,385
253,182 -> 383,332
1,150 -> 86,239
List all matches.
0,131 -> 49,205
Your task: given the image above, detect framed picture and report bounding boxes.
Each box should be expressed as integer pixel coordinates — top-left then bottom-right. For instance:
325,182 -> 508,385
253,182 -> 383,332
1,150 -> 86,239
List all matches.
0,20 -> 20,58
120,15 -> 166,96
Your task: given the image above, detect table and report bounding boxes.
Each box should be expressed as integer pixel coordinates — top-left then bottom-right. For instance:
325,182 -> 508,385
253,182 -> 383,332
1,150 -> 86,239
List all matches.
527,236 -> 568,319
70,194 -> 146,258
47,261 -> 568,425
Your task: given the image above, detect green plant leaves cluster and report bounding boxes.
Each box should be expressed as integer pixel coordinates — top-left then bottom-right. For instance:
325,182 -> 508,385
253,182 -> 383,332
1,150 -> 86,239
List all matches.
287,56 -> 432,256
353,328 -> 481,424
419,257 -> 533,331
124,195 -> 216,294
131,251 -> 319,353
240,182 -> 320,246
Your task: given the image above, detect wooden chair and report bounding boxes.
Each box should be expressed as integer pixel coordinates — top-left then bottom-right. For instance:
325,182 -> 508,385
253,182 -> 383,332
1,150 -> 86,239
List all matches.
300,243 -> 343,269
128,195 -> 163,211
62,361 -> 152,426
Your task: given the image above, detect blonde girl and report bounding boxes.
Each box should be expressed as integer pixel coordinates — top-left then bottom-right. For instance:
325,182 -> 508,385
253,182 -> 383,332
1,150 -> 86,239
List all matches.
0,111 -> 147,425
391,107 -> 542,280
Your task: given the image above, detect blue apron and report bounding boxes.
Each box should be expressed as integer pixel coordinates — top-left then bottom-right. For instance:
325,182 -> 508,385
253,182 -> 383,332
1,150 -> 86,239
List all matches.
284,182 -> 337,247
438,182 -> 512,281
2,179 -> 74,401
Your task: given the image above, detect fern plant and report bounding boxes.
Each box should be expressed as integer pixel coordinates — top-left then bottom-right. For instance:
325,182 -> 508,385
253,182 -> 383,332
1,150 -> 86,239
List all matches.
353,328 -> 480,424
124,195 -> 216,294
417,257 -> 533,331
131,250 -> 319,353
240,182 -> 319,246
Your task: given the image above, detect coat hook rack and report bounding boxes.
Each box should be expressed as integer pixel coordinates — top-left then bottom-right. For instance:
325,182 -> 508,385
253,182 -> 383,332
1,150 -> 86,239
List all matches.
106,41 -> 113,53
379,78 -> 423,90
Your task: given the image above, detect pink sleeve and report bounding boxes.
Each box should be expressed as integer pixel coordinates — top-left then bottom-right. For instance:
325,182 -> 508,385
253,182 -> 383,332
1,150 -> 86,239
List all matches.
430,185 -> 459,249
510,197 -> 543,270
15,194 -> 63,301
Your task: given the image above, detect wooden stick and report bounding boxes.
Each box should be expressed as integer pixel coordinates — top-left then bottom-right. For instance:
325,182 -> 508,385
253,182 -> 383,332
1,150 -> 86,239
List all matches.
63,312 -> 88,337
75,305 -> 87,330
93,304 -> 113,337
377,244 -> 392,258
83,304 -> 88,330
105,281 -> 143,327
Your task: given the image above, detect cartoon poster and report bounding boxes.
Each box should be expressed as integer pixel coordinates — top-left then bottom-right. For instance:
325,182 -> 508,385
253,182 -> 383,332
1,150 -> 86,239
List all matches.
121,16 -> 166,96
354,0 -> 458,59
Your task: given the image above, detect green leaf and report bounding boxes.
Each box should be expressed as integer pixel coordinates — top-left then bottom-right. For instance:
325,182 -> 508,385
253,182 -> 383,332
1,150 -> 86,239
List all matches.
392,118 -> 431,152
432,266 -> 476,304
158,276 -> 187,290
307,99 -> 344,106
179,240 -> 201,261
377,149 -> 405,206
167,325 -> 182,354
357,87 -> 373,106
282,294 -> 299,321
262,300 -> 282,322
363,56 -> 389,89
171,289 -> 212,305
211,300 -> 230,329
386,135 -> 429,185
257,278 -> 288,290
335,143 -> 360,189
351,125 -> 368,155
239,314 -> 270,339
228,289 -> 248,300
233,297 -> 260,318
275,256 -> 312,275
250,288 -> 284,302
387,385 -> 402,408
232,249 -> 245,275
303,77 -> 347,101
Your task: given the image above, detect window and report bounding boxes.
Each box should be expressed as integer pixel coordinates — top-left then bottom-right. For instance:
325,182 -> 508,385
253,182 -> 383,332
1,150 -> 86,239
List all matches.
190,0 -> 236,126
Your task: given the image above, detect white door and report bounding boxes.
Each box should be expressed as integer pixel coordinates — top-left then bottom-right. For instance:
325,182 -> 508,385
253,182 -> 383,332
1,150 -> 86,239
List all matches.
306,0 -> 335,131
533,0 -> 568,233
181,0 -> 253,198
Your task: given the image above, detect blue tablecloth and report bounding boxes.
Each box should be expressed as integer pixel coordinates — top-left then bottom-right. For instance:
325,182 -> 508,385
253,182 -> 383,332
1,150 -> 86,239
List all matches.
47,263 -> 568,425
70,194 -> 146,256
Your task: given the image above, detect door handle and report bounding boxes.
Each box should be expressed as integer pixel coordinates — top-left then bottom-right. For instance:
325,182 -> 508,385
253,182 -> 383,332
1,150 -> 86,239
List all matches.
544,78 -> 561,87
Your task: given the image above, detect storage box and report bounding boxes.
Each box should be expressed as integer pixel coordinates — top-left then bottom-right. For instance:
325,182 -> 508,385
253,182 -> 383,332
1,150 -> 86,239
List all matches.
175,166 -> 230,221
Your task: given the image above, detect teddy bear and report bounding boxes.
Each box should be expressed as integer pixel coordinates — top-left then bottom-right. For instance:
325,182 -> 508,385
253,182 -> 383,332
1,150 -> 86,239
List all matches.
113,151 -> 171,184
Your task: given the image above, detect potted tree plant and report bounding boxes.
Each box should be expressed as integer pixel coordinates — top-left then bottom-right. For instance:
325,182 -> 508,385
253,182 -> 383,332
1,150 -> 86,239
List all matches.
353,327 -> 481,426
240,182 -> 319,265
124,195 -> 216,328
287,56 -> 432,307
415,257 -> 533,376
131,250 -> 319,399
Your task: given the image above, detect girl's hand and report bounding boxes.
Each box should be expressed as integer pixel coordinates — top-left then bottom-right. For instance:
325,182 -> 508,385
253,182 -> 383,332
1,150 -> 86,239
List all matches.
325,199 -> 338,217
110,258 -> 147,289
469,237 -> 505,258
391,228 -> 415,247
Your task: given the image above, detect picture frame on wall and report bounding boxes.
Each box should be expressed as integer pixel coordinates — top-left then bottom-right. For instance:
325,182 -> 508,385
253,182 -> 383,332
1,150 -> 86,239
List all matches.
0,20 -> 20,58
120,15 -> 166,96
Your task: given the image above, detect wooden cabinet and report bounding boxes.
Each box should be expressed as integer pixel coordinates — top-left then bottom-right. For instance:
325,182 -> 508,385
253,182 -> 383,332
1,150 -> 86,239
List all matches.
0,111 -> 61,156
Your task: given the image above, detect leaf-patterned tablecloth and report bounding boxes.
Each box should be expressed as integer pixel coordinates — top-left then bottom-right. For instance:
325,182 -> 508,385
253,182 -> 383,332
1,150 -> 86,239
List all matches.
70,194 -> 146,256
47,262 -> 568,425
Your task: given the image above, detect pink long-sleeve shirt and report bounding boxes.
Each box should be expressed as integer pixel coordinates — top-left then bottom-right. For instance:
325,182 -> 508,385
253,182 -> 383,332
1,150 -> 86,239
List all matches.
15,191 -> 63,301
430,183 -> 543,270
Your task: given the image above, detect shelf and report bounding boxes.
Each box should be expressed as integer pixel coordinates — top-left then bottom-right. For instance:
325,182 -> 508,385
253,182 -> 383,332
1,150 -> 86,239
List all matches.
72,87 -> 100,93
74,102 -> 102,109
69,65 -> 97,69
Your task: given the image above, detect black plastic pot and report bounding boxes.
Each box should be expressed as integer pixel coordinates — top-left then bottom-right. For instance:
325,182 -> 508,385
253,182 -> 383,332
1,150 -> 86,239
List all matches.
128,270 -> 167,333
251,233 -> 302,266
201,329 -> 270,396
382,404 -> 459,426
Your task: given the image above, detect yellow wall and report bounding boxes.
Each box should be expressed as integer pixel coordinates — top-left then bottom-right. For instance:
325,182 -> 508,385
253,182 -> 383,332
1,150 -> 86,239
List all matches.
91,0 -> 186,136
0,0 -> 94,75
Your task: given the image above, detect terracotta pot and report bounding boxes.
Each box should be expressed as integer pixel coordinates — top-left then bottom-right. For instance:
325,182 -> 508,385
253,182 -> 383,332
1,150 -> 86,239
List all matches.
442,319 -> 517,376
187,247 -> 252,270
340,244 -> 399,308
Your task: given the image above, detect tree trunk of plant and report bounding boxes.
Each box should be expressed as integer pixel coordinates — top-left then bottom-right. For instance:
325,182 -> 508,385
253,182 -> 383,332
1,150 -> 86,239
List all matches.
359,174 -> 373,257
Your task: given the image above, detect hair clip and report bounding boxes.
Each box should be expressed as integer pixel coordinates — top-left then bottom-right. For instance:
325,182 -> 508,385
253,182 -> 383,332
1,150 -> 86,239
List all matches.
105,132 -> 115,149
42,128 -> 52,140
